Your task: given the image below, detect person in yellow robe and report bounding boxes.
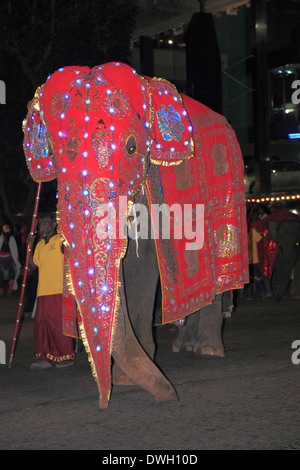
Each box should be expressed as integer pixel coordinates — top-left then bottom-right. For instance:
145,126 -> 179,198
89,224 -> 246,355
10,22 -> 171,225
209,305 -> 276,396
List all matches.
28,212 -> 75,370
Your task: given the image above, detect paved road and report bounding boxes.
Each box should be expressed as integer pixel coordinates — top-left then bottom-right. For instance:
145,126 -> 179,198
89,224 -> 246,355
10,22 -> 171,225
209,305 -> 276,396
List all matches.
0,293 -> 300,450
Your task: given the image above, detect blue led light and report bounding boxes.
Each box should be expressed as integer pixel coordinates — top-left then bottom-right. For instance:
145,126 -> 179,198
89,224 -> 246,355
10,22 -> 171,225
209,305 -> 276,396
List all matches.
288,133 -> 300,139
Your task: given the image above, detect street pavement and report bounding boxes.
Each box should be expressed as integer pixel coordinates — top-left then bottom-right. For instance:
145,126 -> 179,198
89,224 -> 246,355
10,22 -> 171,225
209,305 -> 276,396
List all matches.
0,292 -> 300,451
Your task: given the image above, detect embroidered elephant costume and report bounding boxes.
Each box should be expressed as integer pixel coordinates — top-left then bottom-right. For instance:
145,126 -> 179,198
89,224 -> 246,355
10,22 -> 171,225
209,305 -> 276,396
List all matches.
23,62 -> 248,409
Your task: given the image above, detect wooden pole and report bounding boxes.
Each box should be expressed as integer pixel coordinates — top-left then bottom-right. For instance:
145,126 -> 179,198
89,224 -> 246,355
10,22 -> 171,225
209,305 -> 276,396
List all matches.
8,182 -> 42,368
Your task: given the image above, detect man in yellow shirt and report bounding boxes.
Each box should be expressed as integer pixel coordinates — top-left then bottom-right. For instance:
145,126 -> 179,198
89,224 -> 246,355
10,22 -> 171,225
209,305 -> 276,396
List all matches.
246,226 -> 266,299
28,212 -> 75,370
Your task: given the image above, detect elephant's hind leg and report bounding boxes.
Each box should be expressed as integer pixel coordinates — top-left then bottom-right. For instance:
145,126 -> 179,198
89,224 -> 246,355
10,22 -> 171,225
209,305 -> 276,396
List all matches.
194,294 -> 225,357
172,311 -> 199,352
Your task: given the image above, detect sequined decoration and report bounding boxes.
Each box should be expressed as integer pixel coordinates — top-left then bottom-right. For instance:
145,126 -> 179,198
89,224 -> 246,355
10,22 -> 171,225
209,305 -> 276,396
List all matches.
215,224 -> 241,258
92,121 -> 113,169
156,104 -> 185,142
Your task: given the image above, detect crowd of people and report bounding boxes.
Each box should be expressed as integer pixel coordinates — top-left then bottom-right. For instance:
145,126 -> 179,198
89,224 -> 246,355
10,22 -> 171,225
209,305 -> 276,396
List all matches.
0,222 -> 24,297
243,202 -> 300,301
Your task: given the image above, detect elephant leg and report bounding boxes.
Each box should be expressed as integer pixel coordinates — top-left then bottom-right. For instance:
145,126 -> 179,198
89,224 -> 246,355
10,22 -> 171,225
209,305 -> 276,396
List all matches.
123,236 -> 159,358
111,263 -> 178,403
194,294 -> 225,357
172,311 -> 199,352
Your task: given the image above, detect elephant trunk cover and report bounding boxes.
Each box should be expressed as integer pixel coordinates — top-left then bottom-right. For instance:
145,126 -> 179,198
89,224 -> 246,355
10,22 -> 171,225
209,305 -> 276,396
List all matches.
58,196 -> 129,410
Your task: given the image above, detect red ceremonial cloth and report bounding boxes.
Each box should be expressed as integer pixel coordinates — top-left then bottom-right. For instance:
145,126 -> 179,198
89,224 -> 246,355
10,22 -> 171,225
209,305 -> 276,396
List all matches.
146,94 -> 249,323
34,294 -> 75,363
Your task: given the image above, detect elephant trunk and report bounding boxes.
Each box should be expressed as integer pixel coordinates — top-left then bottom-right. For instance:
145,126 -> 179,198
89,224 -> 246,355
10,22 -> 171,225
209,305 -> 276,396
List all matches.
112,264 -> 179,404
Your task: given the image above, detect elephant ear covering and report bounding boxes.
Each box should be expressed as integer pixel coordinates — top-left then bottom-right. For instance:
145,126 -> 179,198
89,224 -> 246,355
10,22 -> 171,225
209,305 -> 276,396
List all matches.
23,86 -> 58,182
22,62 -> 153,410
147,78 -> 194,166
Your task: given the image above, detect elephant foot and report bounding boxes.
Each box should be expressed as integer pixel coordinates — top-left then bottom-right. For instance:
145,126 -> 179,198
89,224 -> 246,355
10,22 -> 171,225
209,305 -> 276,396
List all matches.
194,345 -> 225,357
172,341 -> 194,353
154,383 -> 179,403
113,373 -> 136,386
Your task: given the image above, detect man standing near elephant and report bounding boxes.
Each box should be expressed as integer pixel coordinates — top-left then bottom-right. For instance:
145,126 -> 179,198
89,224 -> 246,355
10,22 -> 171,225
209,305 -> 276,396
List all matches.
28,212 -> 75,370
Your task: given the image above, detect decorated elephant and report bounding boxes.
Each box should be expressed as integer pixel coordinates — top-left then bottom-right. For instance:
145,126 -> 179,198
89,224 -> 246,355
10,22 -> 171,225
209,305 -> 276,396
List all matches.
22,62 -> 249,410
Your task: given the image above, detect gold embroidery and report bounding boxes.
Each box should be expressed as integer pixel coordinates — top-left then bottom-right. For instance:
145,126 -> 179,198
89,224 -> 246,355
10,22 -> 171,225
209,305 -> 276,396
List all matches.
184,250 -> 200,279
174,158 -> 193,191
212,142 -> 229,177
215,224 -> 241,258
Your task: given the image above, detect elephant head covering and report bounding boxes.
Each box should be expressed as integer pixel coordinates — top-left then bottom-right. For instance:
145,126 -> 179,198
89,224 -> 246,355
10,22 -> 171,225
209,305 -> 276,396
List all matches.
23,62 -> 248,409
